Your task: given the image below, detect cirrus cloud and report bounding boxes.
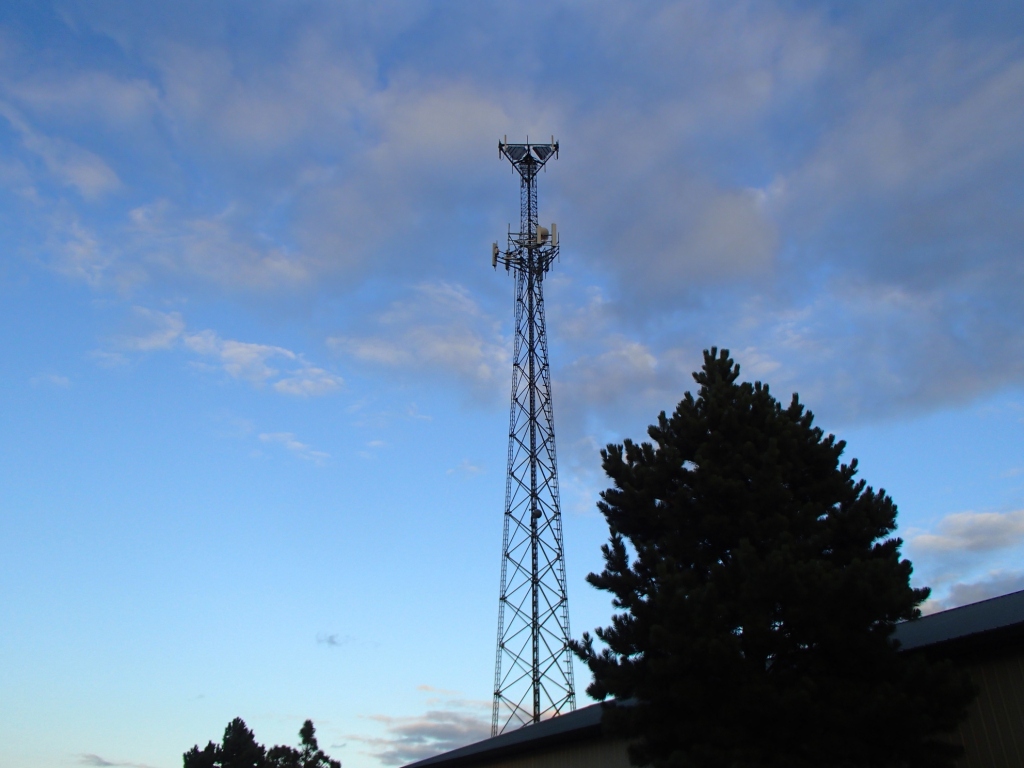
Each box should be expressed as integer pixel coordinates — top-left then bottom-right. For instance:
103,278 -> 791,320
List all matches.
330,281 -> 508,397
912,510 -> 1024,554
259,431 -> 330,464
112,308 -> 343,396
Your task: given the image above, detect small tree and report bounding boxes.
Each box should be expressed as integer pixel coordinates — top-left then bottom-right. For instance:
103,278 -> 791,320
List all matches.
572,348 -> 974,768
266,720 -> 341,768
184,718 -> 340,768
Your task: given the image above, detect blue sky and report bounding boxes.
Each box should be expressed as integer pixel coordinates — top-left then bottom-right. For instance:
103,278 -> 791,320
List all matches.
1,2 -> 1023,767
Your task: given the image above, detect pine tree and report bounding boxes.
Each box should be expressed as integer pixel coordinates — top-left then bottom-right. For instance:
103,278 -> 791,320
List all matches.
184,718 -> 339,768
572,348 -> 974,768
184,718 -> 267,768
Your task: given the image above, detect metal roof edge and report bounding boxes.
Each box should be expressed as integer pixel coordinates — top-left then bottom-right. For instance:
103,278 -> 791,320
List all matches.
894,588 -> 1024,651
402,702 -> 611,768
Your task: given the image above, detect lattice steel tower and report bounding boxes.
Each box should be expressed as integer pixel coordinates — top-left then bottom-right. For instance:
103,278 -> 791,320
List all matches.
490,137 -> 575,735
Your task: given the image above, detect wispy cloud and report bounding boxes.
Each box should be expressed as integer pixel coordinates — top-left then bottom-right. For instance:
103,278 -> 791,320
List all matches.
912,510 -> 1024,553
551,333 -> 699,470
273,367 -> 344,396
407,404 -> 432,421
259,432 -> 330,464
184,330 -> 295,384
126,202 -> 313,290
330,281 -> 508,398
0,101 -> 121,199
90,350 -> 129,368
347,685 -> 491,766
353,439 -> 387,460
78,754 -> 156,768
30,373 -> 71,389
908,509 -> 1024,614
447,459 -> 482,477
415,684 -> 461,696
46,216 -> 126,289
354,708 -> 489,766
187,332 -> 342,394
6,69 -> 159,127
2,1 -> 1022,425
922,571 -> 1024,614
561,335 -> 666,407
118,307 -> 186,352
111,308 -> 342,396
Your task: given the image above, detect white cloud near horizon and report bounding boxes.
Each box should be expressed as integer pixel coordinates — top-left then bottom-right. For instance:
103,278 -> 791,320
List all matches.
912,510 -> 1024,554
359,710 -> 490,766
909,508 -> 1024,615
352,687 -> 490,767
922,570 -> 1024,615
78,754 -> 156,768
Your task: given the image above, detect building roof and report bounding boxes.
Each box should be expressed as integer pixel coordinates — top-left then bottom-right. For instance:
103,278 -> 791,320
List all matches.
894,588 -> 1024,651
404,702 -> 608,768
405,589 -> 1024,768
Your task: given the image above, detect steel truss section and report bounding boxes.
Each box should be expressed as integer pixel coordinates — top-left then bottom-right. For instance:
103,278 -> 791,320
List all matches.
491,138 -> 575,736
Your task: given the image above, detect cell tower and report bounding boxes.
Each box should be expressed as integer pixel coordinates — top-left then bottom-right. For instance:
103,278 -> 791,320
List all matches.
490,137 -> 575,735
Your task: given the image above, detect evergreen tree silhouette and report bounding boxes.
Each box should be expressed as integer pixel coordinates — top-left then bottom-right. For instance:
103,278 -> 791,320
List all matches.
572,348 -> 974,768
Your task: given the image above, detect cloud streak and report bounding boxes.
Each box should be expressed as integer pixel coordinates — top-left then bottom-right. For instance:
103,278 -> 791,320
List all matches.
30,373 -> 71,389
912,510 -> 1024,554
118,307 -> 186,352
0,101 -> 121,199
78,754 -> 155,768
330,281 -> 508,398
349,685 -> 491,766
259,432 -> 330,464
357,710 -> 489,766
184,331 -> 296,385
922,571 -> 1024,614
113,308 -> 342,396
